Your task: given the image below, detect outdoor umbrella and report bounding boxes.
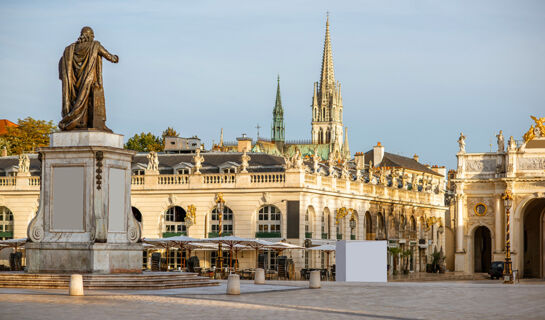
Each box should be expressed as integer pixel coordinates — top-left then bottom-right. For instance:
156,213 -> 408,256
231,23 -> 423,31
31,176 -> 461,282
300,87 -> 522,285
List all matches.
203,236 -> 260,272
143,235 -> 200,269
307,244 -> 336,280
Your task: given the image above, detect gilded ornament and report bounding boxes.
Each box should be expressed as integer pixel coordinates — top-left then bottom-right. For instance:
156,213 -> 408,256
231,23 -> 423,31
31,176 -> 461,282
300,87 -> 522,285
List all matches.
523,116 -> 545,142
474,203 -> 487,216
185,204 -> 197,227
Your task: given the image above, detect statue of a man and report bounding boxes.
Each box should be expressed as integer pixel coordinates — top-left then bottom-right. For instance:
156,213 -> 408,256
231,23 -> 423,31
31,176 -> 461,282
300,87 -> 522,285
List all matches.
58,26 -> 119,132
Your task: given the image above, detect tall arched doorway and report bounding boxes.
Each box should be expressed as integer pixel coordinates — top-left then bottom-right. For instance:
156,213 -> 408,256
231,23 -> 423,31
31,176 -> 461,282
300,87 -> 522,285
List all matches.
474,226 -> 492,273
523,198 -> 545,278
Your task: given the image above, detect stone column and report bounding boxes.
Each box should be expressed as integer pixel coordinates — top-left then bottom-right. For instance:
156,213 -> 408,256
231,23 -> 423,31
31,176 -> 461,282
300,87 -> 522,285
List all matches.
456,195 -> 465,252
494,194 -> 503,254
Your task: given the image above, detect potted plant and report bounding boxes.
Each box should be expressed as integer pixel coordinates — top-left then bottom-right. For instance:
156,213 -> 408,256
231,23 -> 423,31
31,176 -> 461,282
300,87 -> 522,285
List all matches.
401,249 -> 412,274
388,247 -> 402,275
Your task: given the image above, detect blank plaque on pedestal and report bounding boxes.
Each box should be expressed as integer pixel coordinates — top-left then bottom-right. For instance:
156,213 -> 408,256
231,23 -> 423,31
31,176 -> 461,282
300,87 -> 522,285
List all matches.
108,167 -> 126,232
51,166 -> 85,232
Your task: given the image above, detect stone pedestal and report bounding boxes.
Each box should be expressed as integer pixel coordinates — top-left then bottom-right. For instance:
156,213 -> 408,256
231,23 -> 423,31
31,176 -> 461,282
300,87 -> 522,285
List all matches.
26,131 -> 142,274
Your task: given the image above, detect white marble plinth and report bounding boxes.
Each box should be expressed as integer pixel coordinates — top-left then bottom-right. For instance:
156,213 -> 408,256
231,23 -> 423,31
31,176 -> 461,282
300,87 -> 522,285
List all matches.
26,242 -> 143,274
26,131 -> 141,274
50,131 -> 123,148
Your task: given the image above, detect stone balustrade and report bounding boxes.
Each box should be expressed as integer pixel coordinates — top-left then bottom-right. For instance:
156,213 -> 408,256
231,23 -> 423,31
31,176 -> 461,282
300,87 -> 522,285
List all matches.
0,170 -> 444,207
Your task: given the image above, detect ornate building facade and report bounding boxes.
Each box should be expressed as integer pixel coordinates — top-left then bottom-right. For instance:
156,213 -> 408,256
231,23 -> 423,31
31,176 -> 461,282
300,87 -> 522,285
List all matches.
0,147 -> 446,273
452,117 -> 545,278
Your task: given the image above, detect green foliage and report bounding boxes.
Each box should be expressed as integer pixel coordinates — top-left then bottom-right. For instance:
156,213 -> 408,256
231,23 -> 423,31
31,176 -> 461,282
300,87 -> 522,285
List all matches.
4,117 -> 57,155
161,127 -> 179,139
124,132 -> 163,152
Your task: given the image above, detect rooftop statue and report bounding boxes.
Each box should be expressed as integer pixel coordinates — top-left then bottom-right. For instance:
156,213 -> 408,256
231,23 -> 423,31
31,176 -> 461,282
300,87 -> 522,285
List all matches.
58,27 -> 119,132
457,132 -> 466,153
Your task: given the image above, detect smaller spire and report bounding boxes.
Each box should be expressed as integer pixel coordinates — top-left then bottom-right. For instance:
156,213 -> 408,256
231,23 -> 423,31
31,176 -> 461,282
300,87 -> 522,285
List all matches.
220,128 -> 224,146
342,126 -> 350,159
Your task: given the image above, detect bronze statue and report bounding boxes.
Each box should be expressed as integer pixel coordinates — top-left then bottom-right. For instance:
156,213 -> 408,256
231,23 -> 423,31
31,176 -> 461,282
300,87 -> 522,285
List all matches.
58,26 -> 118,132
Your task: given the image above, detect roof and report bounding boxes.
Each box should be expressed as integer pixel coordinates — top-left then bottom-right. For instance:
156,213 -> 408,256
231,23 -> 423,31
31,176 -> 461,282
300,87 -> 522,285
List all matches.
133,152 -> 285,173
363,150 -> 442,177
0,119 -> 17,135
0,154 -> 40,174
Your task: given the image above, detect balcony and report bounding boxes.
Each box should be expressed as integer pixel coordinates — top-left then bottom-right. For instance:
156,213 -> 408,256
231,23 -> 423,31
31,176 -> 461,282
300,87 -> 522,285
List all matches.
162,232 -> 186,238
208,232 -> 233,238
255,232 -> 281,238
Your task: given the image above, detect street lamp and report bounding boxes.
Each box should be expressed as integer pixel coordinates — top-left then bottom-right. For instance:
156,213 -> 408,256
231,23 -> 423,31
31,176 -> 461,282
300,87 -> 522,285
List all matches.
349,216 -> 356,239
215,193 -> 225,278
502,190 -> 513,284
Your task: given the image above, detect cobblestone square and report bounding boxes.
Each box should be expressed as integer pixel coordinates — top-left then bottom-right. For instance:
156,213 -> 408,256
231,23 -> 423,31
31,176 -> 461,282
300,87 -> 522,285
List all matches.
1,280 -> 544,320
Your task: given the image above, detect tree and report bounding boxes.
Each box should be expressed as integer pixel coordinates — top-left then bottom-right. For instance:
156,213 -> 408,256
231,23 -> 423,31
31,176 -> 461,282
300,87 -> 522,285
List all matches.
388,247 -> 402,275
4,117 -> 57,155
161,127 -> 179,139
125,132 -> 163,152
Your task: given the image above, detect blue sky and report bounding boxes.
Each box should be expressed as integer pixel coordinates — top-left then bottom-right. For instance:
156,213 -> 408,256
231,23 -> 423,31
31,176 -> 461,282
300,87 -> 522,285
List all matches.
1,0 -> 544,168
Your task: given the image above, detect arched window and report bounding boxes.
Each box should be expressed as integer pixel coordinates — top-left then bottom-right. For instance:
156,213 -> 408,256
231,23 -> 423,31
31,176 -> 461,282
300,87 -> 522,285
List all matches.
321,209 -> 330,239
365,211 -> 373,240
0,206 -> 14,240
210,206 -> 233,237
163,206 -> 186,237
305,207 -> 316,239
410,216 -> 416,239
257,205 -> 281,238
132,206 -> 142,223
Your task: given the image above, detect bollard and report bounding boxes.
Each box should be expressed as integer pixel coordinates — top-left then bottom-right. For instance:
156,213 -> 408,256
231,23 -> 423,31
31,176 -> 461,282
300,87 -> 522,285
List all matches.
309,270 -> 321,289
254,268 -> 265,284
69,274 -> 84,296
226,274 -> 240,295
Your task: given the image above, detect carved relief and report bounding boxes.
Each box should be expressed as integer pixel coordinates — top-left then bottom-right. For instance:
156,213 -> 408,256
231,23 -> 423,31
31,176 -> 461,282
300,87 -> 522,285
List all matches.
465,159 -> 496,172
517,157 -> 545,170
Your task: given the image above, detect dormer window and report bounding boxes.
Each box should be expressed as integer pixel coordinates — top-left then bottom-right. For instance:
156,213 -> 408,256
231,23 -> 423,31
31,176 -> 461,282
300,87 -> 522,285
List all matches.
222,168 -> 236,174
177,168 -> 190,175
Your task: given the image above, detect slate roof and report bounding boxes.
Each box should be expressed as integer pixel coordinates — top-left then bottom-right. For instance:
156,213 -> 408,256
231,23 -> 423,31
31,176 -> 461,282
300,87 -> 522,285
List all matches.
363,150 -> 442,177
134,152 -> 285,173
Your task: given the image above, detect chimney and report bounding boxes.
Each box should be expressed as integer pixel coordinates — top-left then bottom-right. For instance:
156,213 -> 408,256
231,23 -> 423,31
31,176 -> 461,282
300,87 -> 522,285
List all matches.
354,152 -> 365,170
373,142 -> 384,166
413,154 -> 419,162
237,133 -> 252,153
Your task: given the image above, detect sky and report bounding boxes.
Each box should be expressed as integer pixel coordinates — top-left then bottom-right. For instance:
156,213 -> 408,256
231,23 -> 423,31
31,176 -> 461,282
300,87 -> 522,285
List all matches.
1,0 -> 544,169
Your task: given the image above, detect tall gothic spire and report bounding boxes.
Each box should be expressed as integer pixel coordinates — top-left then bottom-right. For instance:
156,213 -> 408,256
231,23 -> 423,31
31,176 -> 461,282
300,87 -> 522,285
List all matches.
320,13 -> 335,92
271,75 -> 285,143
274,75 -> 283,115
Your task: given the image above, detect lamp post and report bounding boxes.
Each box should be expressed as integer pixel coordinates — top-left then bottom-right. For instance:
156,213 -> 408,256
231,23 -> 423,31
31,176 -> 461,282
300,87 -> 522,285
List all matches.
502,190 -> 513,284
215,193 -> 225,278
349,216 -> 356,240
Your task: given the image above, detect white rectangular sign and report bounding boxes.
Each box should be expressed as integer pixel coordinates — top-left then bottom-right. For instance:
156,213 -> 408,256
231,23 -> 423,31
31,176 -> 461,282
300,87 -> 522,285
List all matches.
336,240 -> 387,282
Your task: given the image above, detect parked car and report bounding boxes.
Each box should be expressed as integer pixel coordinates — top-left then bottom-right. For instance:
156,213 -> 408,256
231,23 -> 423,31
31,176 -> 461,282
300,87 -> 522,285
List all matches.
489,261 -> 504,279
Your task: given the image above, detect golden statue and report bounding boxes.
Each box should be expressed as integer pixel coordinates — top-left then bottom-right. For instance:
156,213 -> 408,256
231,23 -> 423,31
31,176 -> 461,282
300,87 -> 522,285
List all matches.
523,116 -> 545,142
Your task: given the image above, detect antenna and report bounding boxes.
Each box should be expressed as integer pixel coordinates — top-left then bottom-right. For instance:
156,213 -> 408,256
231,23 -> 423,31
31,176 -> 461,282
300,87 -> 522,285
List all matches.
256,124 -> 261,139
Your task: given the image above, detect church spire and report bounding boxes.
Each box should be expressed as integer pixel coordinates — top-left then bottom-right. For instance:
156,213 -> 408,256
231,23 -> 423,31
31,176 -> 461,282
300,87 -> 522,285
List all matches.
271,75 -> 285,143
320,13 -> 335,92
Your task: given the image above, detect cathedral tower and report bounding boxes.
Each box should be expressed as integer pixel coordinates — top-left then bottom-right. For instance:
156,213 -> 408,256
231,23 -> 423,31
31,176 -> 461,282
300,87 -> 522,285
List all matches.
271,75 -> 285,146
311,15 -> 344,155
